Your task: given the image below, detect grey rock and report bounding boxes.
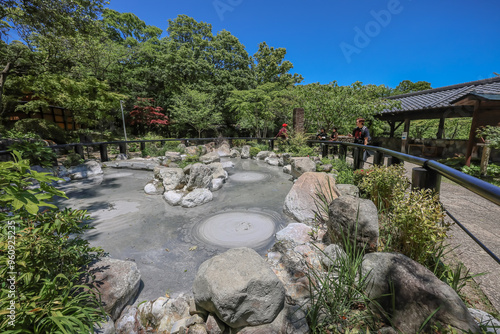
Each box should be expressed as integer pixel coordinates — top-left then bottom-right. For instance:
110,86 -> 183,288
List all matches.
284,172 -> 339,224
233,304 -> 309,334
336,184 -> 359,197
155,167 -> 185,191
144,180 -> 164,195
290,157 -> 316,179
362,252 -> 480,333
265,157 -> 280,166
164,190 -> 186,206
69,161 -> 103,180
327,195 -> 378,252
107,159 -> 159,170
221,161 -> 235,169
181,188 -> 213,208
185,146 -> 199,156
281,153 -> 292,165
171,315 -> 205,333
211,178 -> 224,191
217,143 -> 231,157
320,244 -> 347,270
187,163 -> 213,191
187,323 -> 207,334
229,149 -> 241,158
208,162 -> 228,180
276,223 -> 312,245
178,143 -> 187,151
206,314 -> 225,334
256,150 -> 270,160
115,153 -> 128,160
319,164 -> 332,172
88,258 -> 141,321
115,305 -> 142,334
193,248 -> 285,328
198,145 -> 207,155
93,316 -> 116,334
165,151 -> 182,162
156,295 -> 191,333
241,145 -> 251,159
468,308 -> 500,334
282,165 -> 292,174
200,151 -> 220,164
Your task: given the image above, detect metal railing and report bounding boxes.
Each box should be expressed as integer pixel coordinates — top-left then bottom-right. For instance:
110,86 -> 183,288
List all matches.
1,136 -> 499,263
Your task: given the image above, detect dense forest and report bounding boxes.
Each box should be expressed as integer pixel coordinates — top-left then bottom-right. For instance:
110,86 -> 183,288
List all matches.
1,0 -> 461,140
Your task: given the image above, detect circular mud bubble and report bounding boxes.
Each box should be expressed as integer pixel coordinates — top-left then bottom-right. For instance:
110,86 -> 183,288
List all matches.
229,171 -> 270,183
192,210 -> 280,249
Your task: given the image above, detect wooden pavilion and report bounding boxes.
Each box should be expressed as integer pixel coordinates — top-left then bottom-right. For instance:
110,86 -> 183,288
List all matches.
377,76 -> 500,163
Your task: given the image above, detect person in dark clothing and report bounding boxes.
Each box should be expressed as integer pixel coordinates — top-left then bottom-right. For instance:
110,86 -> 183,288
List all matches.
330,127 -> 339,154
316,128 -> 328,140
349,118 -> 371,164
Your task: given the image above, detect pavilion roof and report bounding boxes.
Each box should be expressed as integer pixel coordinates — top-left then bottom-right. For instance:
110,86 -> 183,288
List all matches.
382,76 -> 500,113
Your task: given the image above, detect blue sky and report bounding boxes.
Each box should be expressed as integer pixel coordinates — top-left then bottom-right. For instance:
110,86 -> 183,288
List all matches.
107,0 -> 500,89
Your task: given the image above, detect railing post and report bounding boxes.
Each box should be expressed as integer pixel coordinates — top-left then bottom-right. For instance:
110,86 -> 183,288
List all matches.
387,156 -> 402,166
140,142 -> 146,151
100,144 -> 108,162
119,142 -> 127,154
373,151 -> 384,166
339,144 -> 346,161
51,147 -> 58,166
322,143 -> 328,158
269,139 -> 274,151
353,147 -> 361,170
412,167 -> 441,195
75,144 -> 84,159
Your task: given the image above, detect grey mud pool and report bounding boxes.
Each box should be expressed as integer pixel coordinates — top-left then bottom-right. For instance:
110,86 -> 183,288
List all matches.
56,158 -> 295,303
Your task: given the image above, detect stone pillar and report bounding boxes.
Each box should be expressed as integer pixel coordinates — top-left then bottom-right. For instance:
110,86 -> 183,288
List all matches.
293,108 -> 305,133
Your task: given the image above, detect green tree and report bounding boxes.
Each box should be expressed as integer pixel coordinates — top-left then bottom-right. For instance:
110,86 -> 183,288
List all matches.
392,80 -> 432,95
171,89 -> 222,138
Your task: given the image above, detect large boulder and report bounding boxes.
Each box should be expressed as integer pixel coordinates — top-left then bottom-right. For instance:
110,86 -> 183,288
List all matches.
229,149 -> 241,158
199,151 -> 220,164
336,184 -> 359,197
165,151 -> 182,162
362,252 -> 480,333
284,172 -> 339,224
290,157 -> 316,178
208,162 -> 228,180
155,167 -> 185,191
186,163 -> 213,191
217,143 -> 231,157
241,145 -> 251,159
136,295 -> 190,332
256,150 -> 270,160
180,188 -> 213,208
327,195 -> 378,252
193,248 -> 285,328
68,161 -> 103,180
87,258 -> 141,321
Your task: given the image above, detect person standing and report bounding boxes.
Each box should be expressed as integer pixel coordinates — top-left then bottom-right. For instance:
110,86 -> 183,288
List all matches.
330,127 -> 339,154
275,123 -> 288,139
350,117 -> 371,164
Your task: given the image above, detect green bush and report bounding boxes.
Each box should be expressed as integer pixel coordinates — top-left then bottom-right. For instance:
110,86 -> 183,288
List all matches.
178,155 -> 200,168
232,139 -> 247,147
63,152 -> 84,168
13,119 -> 67,144
355,164 -> 409,211
8,141 -> 57,167
381,189 -> 448,266
277,131 -> 315,157
0,152 -> 106,332
318,158 -> 355,184
249,146 -> 261,158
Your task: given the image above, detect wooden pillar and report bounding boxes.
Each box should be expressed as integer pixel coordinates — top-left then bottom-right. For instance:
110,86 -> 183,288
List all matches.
401,118 -> 410,153
100,144 -> 109,162
436,117 -> 445,139
465,100 -> 481,166
389,121 -> 395,138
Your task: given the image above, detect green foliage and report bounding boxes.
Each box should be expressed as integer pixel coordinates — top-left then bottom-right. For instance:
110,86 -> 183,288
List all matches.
63,153 -> 84,168
391,80 -> 432,95
249,146 -> 261,158
231,139 -> 247,147
0,152 -> 106,332
13,118 -> 67,143
380,189 -> 448,266
355,164 -> 410,211
277,131 -> 315,157
178,155 -> 200,169
319,158 -> 355,184
8,141 -> 57,168
477,125 -> 500,149
1,128 -> 40,140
